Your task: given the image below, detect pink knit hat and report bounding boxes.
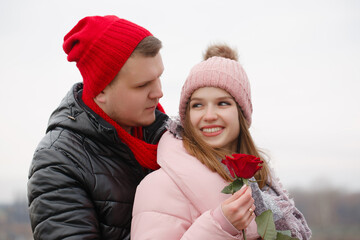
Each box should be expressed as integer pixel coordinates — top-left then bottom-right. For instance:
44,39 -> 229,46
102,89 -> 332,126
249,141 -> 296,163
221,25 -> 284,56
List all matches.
63,15 -> 152,99
179,56 -> 253,127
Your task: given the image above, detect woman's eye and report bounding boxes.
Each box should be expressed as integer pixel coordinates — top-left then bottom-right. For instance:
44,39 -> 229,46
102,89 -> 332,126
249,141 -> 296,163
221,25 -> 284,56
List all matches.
191,103 -> 202,108
219,101 -> 231,106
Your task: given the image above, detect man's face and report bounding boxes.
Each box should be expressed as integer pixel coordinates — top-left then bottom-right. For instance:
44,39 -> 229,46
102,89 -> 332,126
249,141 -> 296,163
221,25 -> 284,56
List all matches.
96,53 -> 164,133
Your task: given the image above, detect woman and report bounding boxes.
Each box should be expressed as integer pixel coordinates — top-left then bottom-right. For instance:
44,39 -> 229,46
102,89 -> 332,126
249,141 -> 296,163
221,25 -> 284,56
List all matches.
131,44 -> 312,239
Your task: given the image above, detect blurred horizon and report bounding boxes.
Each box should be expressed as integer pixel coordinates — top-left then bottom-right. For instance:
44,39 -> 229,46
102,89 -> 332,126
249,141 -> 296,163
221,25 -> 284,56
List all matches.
2,178 -> 359,205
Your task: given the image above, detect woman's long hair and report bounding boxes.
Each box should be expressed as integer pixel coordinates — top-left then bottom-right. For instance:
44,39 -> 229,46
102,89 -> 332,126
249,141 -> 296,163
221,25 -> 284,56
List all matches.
182,103 -> 271,189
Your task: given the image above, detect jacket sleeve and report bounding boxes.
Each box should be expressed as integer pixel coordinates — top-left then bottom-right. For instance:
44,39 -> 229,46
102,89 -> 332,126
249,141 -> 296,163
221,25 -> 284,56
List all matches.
181,210 -> 245,240
28,147 -> 100,239
131,169 -> 244,240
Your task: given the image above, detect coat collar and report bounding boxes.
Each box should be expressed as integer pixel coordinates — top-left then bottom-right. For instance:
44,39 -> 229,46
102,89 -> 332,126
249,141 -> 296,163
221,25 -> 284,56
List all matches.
157,131 -> 230,213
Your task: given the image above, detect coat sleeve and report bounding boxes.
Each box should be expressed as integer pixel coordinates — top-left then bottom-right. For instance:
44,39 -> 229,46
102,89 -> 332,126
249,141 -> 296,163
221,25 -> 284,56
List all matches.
27,147 -> 100,239
131,169 -> 244,240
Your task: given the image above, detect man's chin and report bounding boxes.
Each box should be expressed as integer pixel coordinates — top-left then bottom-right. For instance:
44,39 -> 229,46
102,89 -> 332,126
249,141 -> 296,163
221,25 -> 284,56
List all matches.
138,115 -> 156,127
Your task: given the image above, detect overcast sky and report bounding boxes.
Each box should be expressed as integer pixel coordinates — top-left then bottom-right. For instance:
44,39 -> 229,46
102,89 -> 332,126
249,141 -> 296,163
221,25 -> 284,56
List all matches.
0,0 -> 359,204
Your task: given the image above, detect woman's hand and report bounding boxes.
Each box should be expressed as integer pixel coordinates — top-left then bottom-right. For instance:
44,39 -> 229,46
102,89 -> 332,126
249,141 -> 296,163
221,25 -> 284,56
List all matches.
221,185 -> 256,231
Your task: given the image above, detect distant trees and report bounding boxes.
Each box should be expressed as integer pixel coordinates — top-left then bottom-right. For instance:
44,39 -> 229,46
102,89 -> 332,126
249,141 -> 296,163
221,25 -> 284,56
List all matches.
290,188 -> 360,240
0,198 -> 32,240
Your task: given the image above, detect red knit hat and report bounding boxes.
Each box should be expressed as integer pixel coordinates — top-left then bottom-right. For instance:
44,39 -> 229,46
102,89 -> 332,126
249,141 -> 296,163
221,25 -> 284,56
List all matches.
63,15 -> 152,99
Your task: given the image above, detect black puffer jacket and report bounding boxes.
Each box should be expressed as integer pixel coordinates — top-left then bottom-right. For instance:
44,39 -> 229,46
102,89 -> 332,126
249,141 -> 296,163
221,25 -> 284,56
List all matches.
27,83 -> 168,239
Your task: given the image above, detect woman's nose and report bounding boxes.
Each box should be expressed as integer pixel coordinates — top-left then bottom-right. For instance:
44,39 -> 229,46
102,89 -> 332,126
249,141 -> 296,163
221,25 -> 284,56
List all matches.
203,106 -> 218,121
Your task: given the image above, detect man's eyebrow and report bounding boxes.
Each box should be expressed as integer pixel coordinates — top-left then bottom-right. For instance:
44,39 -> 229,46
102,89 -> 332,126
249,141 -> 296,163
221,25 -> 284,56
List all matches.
136,72 -> 163,85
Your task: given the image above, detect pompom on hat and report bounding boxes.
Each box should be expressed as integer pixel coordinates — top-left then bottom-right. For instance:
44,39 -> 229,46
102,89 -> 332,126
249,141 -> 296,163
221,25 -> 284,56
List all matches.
63,15 -> 152,99
179,53 -> 253,127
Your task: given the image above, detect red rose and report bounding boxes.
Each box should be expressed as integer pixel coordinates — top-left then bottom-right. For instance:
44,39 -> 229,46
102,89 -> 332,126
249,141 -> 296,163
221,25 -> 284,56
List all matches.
221,154 -> 295,239
221,153 -> 263,179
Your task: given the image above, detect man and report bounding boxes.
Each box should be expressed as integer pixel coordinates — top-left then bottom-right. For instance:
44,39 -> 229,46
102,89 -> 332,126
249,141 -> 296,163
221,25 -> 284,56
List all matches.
27,15 -> 168,239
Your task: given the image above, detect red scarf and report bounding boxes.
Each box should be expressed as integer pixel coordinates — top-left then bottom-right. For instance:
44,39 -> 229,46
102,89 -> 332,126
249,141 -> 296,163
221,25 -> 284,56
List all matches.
83,94 -> 163,170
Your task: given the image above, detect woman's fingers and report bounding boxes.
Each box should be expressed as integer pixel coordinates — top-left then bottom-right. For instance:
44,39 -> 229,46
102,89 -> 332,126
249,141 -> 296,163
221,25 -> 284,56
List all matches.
222,185 -> 248,204
221,185 -> 256,230
247,204 -> 256,217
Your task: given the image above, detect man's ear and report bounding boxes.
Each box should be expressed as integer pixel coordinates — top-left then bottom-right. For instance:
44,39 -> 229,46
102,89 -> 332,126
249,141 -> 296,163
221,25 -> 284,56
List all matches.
94,91 -> 106,104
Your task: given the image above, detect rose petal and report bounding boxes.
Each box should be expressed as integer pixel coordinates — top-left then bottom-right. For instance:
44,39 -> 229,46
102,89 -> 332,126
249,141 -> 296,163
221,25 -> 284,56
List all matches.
222,154 -> 263,179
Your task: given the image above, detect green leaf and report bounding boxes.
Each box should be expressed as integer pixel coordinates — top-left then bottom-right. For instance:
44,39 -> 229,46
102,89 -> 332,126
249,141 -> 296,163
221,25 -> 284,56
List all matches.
277,230 -> 291,237
232,178 -> 244,193
221,184 -> 234,194
276,232 -> 299,240
221,178 -> 244,194
255,210 -> 277,240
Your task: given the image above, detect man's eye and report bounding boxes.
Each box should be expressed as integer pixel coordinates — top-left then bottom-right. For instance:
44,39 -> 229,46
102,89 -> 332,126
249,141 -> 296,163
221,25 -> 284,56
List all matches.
137,82 -> 149,88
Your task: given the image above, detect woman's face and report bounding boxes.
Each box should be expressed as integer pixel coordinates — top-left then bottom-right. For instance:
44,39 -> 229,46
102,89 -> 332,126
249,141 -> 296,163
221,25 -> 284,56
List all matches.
189,87 -> 240,152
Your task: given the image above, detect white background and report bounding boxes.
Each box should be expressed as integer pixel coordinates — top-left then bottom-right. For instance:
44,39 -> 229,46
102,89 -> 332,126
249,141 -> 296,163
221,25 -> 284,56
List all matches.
1,0 -> 359,203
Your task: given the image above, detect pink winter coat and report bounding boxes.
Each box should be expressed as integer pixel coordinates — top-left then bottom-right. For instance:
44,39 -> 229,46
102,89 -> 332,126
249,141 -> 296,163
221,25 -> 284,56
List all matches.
131,131 -> 259,239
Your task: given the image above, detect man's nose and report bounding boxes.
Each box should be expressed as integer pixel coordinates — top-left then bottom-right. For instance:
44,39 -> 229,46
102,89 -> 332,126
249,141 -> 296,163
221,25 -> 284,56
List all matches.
149,78 -> 163,99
